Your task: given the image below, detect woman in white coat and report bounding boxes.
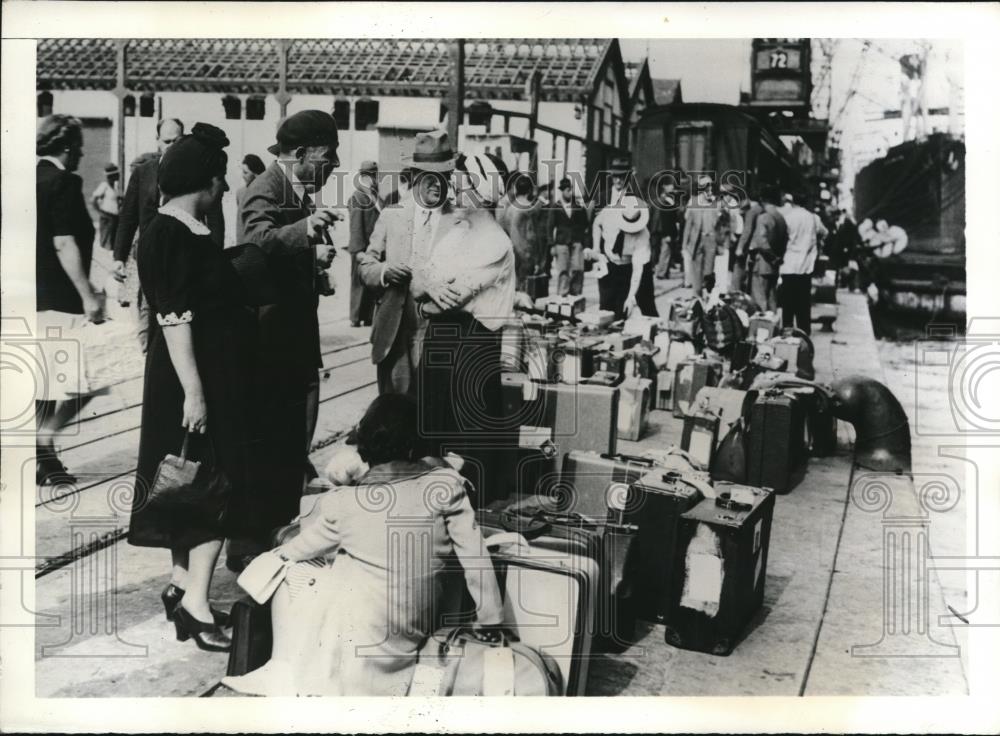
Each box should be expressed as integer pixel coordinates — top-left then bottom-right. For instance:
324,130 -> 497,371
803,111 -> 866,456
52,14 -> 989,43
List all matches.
222,393 -> 504,696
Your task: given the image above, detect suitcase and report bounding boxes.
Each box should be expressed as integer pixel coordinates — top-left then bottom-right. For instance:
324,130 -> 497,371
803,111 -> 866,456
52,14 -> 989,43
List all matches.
662,483 -> 775,656
812,283 -> 837,304
624,345 -> 659,385
599,332 -> 641,353
524,334 -> 561,382
480,531 -> 599,695
631,469 -> 709,624
543,381 -> 619,463
617,376 -> 651,442
747,388 -> 808,494
786,386 -> 838,457
226,596 -> 273,677
486,499 -> 638,649
747,311 -> 781,344
730,340 -> 758,374
500,373 -> 547,429
560,450 -> 656,523
691,386 -> 755,432
766,335 -> 814,380
555,335 -> 605,385
652,332 -> 672,368
654,369 -> 674,410
582,369 -> 623,388
578,308 -> 616,329
500,319 -> 527,373
522,313 -> 558,337
623,315 -> 661,342
593,351 -> 627,381
524,273 -> 550,300
409,627 -> 563,696
671,355 -> 724,418
680,406 -> 721,470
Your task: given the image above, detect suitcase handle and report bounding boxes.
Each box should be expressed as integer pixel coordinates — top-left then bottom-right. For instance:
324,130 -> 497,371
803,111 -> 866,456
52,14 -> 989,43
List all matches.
715,491 -> 753,512
484,531 -> 533,551
599,452 -> 655,467
498,510 -> 550,539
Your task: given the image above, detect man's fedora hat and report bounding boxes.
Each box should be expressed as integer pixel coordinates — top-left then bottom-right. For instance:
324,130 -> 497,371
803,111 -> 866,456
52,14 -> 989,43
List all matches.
268,110 -> 340,157
402,129 -> 456,173
615,195 -> 651,234
609,156 -> 631,174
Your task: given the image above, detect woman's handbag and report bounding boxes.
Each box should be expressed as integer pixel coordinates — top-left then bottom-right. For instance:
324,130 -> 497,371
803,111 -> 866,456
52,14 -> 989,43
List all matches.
146,432 -> 230,521
408,626 -> 564,696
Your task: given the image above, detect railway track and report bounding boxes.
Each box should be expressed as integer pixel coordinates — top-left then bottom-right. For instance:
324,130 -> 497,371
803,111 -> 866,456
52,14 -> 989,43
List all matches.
33,339 -> 378,577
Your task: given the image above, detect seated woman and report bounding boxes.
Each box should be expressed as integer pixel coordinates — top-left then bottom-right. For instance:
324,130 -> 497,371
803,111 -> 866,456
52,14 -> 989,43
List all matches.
221,393 -> 504,696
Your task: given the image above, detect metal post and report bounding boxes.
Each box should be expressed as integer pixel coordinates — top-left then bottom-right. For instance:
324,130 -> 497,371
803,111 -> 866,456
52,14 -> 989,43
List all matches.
113,40 -> 127,181
447,40 -> 465,144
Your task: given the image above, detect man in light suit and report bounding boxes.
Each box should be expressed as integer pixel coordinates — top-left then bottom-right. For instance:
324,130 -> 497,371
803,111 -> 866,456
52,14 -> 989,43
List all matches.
681,175 -> 722,294
358,130 -> 458,395
347,160 -> 381,327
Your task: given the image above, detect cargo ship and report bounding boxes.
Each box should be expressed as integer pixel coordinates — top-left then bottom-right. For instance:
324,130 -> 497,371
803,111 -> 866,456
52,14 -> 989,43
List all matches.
853,132 -> 966,327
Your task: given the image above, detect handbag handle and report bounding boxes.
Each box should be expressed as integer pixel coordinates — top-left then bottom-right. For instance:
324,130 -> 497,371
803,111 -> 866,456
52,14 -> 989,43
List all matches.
177,431 -> 217,466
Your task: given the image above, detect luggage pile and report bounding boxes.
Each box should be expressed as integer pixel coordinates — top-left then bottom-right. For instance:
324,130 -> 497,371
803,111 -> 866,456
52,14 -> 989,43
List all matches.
227,292 -> 840,696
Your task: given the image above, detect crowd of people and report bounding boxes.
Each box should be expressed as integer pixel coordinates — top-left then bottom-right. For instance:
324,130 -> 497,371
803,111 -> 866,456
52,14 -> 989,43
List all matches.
34,107 -> 869,692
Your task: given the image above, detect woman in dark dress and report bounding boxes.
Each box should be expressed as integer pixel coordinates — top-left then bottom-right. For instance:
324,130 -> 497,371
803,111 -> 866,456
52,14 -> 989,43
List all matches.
128,124 -> 252,652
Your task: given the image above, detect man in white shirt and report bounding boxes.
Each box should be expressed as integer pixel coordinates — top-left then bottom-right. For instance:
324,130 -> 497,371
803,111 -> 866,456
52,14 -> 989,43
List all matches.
91,162 -> 120,251
779,192 -> 828,334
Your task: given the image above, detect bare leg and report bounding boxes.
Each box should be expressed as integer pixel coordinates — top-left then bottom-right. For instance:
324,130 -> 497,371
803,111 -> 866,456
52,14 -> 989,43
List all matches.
179,538 -> 223,623
170,548 -> 189,589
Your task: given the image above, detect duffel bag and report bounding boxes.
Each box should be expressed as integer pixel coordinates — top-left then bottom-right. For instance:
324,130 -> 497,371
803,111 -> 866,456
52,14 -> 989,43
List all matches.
409,627 -> 564,696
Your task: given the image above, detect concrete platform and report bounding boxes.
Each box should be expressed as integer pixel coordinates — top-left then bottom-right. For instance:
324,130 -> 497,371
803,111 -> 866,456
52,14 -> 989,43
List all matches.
30,261 -> 968,697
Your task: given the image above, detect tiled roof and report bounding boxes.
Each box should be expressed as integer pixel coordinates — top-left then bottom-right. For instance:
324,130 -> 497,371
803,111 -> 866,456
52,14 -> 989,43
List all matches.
37,38 -> 614,101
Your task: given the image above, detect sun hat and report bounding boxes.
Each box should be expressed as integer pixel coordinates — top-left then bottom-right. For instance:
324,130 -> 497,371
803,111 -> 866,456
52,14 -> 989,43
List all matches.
615,195 -> 650,233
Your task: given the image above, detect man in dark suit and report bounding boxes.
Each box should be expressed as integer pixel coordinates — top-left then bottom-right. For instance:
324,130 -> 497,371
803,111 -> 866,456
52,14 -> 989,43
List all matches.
546,177 -> 589,296
111,118 -> 224,352
347,160 -> 380,327
230,109 -> 340,570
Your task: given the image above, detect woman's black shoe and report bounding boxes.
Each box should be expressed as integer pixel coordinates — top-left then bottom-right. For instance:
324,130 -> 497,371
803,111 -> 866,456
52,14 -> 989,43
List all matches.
173,604 -> 232,652
36,452 -> 76,486
161,584 -> 230,626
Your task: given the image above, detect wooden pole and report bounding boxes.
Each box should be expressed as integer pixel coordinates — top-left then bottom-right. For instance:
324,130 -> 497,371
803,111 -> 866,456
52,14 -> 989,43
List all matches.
447,40 -> 465,144
114,40 -> 127,180
275,39 -> 291,119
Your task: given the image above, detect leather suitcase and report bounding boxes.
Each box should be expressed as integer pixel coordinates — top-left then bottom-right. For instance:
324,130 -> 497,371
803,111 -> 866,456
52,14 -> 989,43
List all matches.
691,386 -> 755,432
524,334 -> 561,382
631,469 -> 708,624
747,312 -> 781,344
680,407 -> 721,470
581,370 -> 623,388
617,376 -> 651,442
560,450 -> 656,523
480,530 -> 599,695
667,296 -> 700,339
671,355 -> 724,418
599,332 -> 641,353
747,388 -> 807,494
786,386 -> 838,457
500,373 -> 547,430
226,596 -> 273,677
524,273 -> 550,300
812,283 -> 837,304
662,483 -> 775,656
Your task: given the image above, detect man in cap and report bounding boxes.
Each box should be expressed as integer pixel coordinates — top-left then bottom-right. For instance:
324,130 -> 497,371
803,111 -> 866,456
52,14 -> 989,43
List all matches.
347,160 -> 381,327
590,157 -> 635,283
91,162 -> 121,251
545,176 -> 589,296
229,109 -> 340,571
112,118 -> 225,352
681,174 -> 721,294
358,129 -> 457,395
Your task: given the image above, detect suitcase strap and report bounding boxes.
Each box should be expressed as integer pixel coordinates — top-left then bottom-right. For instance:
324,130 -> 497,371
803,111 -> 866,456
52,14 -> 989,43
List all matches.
435,627 -> 563,696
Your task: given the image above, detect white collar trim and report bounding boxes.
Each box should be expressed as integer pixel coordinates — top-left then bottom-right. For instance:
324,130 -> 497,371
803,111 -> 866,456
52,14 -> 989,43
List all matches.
158,204 -> 211,235
39,156 -> 66,171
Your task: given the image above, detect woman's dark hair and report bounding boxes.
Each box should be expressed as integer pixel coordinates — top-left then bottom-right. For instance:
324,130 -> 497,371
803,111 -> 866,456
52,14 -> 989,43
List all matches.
354,394 -> 423,466
158,122 -> 230,197
36,114 -> 83,156
242,153 -> 266,176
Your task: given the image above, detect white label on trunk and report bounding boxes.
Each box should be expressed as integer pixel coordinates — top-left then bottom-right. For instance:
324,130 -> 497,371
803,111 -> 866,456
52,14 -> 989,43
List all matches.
680,525 -> 723,617
689,428 -> 714,468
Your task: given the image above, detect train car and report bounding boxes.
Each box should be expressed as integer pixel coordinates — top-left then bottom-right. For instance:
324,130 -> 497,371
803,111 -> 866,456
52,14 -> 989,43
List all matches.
632,102 -> 802,200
